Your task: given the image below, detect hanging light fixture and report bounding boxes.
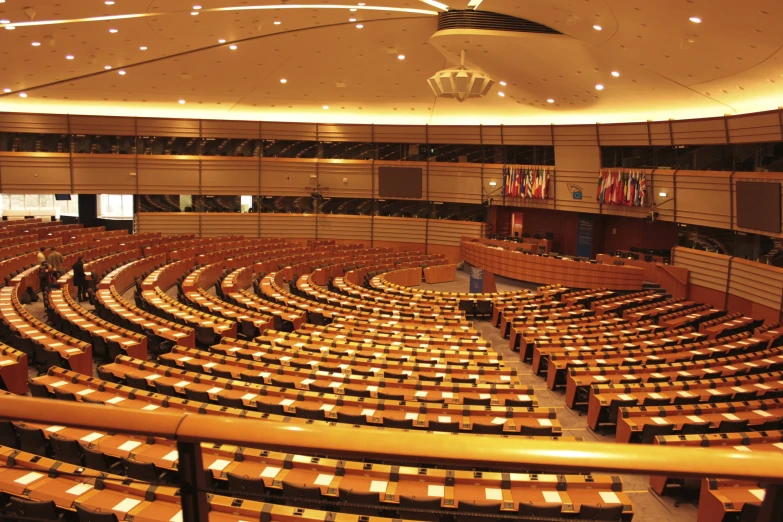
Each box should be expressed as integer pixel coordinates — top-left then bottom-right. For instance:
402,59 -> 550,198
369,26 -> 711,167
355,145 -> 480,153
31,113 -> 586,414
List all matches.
427,49 -> 494,102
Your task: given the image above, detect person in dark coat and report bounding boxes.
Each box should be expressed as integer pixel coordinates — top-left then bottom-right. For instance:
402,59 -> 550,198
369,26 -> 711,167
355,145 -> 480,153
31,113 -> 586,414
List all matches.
39,261 -> 53,306
72,254 -> 87,302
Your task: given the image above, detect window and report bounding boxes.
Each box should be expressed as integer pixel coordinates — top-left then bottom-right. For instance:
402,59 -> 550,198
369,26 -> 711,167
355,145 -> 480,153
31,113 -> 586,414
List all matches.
98,194 -> 134,218
0,194 -> 78,217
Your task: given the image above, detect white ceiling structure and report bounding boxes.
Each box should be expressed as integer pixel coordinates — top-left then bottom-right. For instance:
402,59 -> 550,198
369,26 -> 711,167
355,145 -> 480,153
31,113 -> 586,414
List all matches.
0,0 -> 781,125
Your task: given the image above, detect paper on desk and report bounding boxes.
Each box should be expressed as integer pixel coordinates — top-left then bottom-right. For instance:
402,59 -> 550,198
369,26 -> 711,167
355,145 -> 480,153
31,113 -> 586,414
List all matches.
361,409 -> 376,416
66,483 -> 93,496
686,415 -> 706,424
405,412 -> 418,420
427,485 -> 445,497
112,498 -> 142,514
370,480 -> 388,493
722,413 -> 740,421
14,472 -> 44,485
142,404 -> 159,411
484,488 -> 503,501
754,410 -> 772,417
537,419 -> 552,427
733,446 -> 751,452
106,397 -> 125,405
46,425 -> 65,433
118,440 -> 142,452
241,393 -> 258,401
80,432 -> 104,443
314,474 -> 334,486
651,417 -> 668,425
599,492 -> 621,504
170,511 -> 183,522
750,489 -> 766,501
260,466 -> 281,478
541,491 -> 561,503
208,459 -> 230,471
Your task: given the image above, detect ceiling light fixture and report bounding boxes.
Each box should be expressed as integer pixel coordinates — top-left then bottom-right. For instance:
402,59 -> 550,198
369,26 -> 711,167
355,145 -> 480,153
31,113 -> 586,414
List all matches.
109,28 -> 118,33
5,25 -> 15,30
65,55 -> 75,60
398,54 -> 405,60
105,1 -> 115,4
419,0 -> 449,11
229,44 -> 237,49
191,11 -> 199,15
139,46 -> 147,50
611,71 -> 620,77
0,20 -> 9,24
349,18 -> 356,21
118,70 -> 126,75
498,92 -> 505,97
104,65 -> 112,69
689,16 -> 701,23
19,92 -> 27,98
193,5 -> 202,9
3,88 -> 10,93
595,84 -> 604,90
178,99 -> 186,104
350,8 -> 357,11
355,23 -> 363,28
31,42 -> 41,46
499,81 -> 507,86
428,49 -> 494,103
593,24 -> 602,30
273,21 -> 281,24
547,98 -> 554,103
218,39 -> 226,43
280,78 -> 287,83
467,0 -> 483,8
323,105 -> 329,109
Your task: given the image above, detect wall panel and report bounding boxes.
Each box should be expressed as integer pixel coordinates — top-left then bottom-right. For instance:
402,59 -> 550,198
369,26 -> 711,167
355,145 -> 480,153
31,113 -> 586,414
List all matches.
427,126 -> 481,145
136,212 -> 199,235
318,161 -> 373,198
317,215 -> 372,241
553,125 -> 598,147
261,122 -> 318,141
501,125 -> 553,145
200,120 -> 260,139
317,124 -> 373,143
554,145 -> 600,214
671,118 -> 727,145
136,156 -> 199,194
261,159 -> 317,196
728,258 -> 783,312
373,216 -> 427,244
649,122 -> 673,146
136,118 -> 200,137
732,171 -> 783,237
727,110 -> 782,144
597,123 -> 649,146
69,115 -> 137,136
201,213 -> 259,237
672,247 -> 730,293
428,163 -> 482,204
0,112 -> 69,134
674,170 -> 731,228
373,162 -> 426,201
372,125 -> 427,144
259,213 -> 316,238
0,154 -> 71,193
201,158 -> 259,195
72,155 -> 137,194
428,220 -> 485,247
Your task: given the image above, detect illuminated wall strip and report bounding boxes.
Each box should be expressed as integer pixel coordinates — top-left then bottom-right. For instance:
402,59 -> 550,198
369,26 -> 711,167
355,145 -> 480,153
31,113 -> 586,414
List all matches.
419,0 -> 450,11
467,0 -> 483,9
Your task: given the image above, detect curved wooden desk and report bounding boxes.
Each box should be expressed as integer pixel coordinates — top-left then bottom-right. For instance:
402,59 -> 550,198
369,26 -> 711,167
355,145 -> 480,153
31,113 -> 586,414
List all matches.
461,239 -> 644,291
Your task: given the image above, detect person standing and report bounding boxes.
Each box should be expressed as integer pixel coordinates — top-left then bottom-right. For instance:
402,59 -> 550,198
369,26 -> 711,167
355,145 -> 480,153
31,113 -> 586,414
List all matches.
39,261 -> 53,305
47,245 -> 64,276
37,247 -> 47,264
72,254 -> 87,302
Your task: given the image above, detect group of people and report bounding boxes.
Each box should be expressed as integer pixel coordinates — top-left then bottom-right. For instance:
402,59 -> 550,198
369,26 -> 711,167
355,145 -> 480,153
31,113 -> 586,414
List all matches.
37,246 -> 88,302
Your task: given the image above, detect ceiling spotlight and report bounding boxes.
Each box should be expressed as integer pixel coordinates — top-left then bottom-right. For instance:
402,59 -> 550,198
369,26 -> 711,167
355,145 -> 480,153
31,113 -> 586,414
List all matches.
118,70 -> 126,75
105,0 -> 115,4
323,105 -> 329,109
547,98 -> 554,103
191,11 -> 199,15
0,20 -> 9,24
428,49 -> 494,103
31,42 -> 41,47
273,21 -> 281,25
593,25 -> 602,30
350,8 -> 357,11
499,81 -> 507,86
3,88 -> 10,93
611,71 -> 620,77
398,54 -> 405,60
358,2 -> 366,5
689,16 -> 702,23
65,55 -> 75,60
229,45 -> 237,50
356,24 -> 363,28
104,65 -> 112,70
178,99 -> 186,104
659,191 -> 668,197
193,4 -> 202,9
498,92 -> 505,97
218,39 -> 226,43
19,92 -> 27,98
5,25 -> 15,30
280,78 -> 288,83
109,28 -> 118,33
139,46 -> 148,50
349,18 -> 356,22
595,84 -> 604,90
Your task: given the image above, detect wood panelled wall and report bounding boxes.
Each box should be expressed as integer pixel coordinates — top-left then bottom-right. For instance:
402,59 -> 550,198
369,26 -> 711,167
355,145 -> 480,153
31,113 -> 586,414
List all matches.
2,110 -> 783,237
136,213 -> 485,264
673,246 -> 783,323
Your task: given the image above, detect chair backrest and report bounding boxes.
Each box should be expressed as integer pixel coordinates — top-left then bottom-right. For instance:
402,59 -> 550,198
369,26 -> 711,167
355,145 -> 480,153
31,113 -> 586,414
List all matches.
739,501 -> 761,522
14,424 -> 48,456
9,498 -> 59,521
75,503 -> 120,522
50,435 -> 84,466
82,445 -> 112,472
578,503 -> 624,521
122,457 -> 161,483
282,481 -> 323,500
518,502 -> 562,518
28,381 -> 52,398
226,472 -> 267,498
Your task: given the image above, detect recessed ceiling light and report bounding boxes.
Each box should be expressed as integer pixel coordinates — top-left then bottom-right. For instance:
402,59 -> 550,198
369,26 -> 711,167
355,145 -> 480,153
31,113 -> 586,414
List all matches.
191,11 -> 199,15
350,8 -> 357,11
356,24 -> 363,28
273,21 -> 281,25
19,92 -> 27,98
358,2 -> 366,5
178,99 -> 186,104
65,55 -> 75,60
595,84 -> 604,90
547,98 -> 554,103
488,181 -> 497,186
31,42 -> 40,47
104,65 -> 112,70
499,81 -> 507,86
0,20 -> 9,24
118,70 -> 126,75
218,39 -> 226,43
5,25 -> 15,30
349,18 -> 356,22
498,92 -> 505,97
3,88 -> 10,93
105,0 -> 115,4
109,28 -> 118,33
193,4 -> 202,9
611,71 -> 620,77
323,105 -> 329,109
659,191 -> 668,197
229,45 -> 237,50
280,78 -> 288,83
398,54 -> 405,60
593,25 -> 602,30
689,16 -> 701,23
139,46 -> 148,50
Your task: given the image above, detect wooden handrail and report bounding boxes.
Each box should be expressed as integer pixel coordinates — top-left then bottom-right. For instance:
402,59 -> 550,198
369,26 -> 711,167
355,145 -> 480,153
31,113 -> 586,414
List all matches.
1,396 -> 782,483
